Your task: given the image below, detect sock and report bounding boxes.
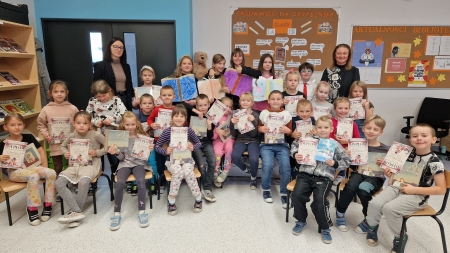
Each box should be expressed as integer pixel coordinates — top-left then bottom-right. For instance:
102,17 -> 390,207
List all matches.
114,212 -> 120,216
139,210 -> 145,214
28,206 -> 37,212
168,196 -> 175,205
251,176 -> 256,180
336,211 -> 344,217
195,195 -> 202,202
44,202 -> 52,208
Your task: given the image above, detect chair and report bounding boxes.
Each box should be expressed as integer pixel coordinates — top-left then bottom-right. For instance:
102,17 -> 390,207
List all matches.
158,167 -> 201,200
398,170 -> 450,253
114,171 -> 153,209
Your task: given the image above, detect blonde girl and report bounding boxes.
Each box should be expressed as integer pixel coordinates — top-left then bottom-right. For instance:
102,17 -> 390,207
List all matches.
348,81 -> 374,138
132,65 -> 157,109
207,54 -> 232,101
283,70 -> 305,105
311,81 -> 335,118
1,113 -> 56,226
171,55 -> 198,107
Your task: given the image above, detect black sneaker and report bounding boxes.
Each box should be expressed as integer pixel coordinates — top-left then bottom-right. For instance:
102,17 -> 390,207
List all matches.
27,208 -> 41,226
168,203 -> 177,216
40,205 -> 52,222
56,195 -> 62,202
126,182 -> 132,194
193,200 -> 202,213
131,185 -> 138,196
391,234 -> 408,253
250,180 -> 257,190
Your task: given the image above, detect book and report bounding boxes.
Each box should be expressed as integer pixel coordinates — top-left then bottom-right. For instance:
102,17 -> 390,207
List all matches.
0,72 -> 21,85
135,86 -> 152,98
390,161 -> 425,187
315,138 -> 337,162
0,106 -> 8,122
295,118 -> 313,139
349,97 -> 366,120
11,99 -> 34,115
190,116 -> 207,138
285,95 -> 303,117
380,141 -> 414,174
264,112 -> 286,144
22,143 -> 41,169
154,108 -> 172,137
358,152 -> 387,178
1,140 -> 26,168
130,134 -> 154,161
233,109 -> 254,134
252,77 -> 284,102
170,149 -> 194,165
197,79 -> 225,100
336,118 -> 353,139
105,130 -> 129,152
0,38 -> 13,52
206,99 -> 228,125
170,127 -> 188,151
217,117 -> 232,142
69,138 -> 90,165
161,74 -> 197,102
0,100 -> 22,114
49,117 -> 71,144
224,69 -> 253,96
348,138 -> 368,165
2,37 -> 26,53
313,106 -> 331,121
297,138 -> 319,166
151,86 -> 162,105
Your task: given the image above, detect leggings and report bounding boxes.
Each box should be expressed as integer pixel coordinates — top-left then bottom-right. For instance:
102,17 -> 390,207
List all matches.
231,142 -> 260,178
55,176 -> 90,213
167,162 -> 200,197
213,138 -> 235,174
114,166 -> 147,212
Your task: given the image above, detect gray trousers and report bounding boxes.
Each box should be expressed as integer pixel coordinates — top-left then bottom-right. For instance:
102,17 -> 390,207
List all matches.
366,186 -> 427,237
55,176 -> 91,213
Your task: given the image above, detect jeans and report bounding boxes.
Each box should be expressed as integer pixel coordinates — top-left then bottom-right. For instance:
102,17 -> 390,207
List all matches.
355,119 -> 365,138
260,143 -> 290,195
231,142 -> 260,178
192,141 -> 216,191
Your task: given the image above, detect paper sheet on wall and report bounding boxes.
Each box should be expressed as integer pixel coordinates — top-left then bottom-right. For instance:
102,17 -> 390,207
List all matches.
439,36 -> 450,55
433,56 -> 450,71
425,36 -> 441,56
359,68 -> 381,84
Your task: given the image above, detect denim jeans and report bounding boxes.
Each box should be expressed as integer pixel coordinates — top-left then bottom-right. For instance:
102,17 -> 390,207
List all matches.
260,143 -> 291,196
355,119 -> 365,138
231,142 -> 260,178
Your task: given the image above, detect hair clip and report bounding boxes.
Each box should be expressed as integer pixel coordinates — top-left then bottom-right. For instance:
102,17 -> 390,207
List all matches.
289,68 -> 294,73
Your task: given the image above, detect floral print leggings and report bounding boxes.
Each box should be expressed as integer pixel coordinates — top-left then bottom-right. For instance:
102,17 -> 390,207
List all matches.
167,162 -> 200,197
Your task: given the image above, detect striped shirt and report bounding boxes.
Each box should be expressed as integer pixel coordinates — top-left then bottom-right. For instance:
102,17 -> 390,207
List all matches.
155,127 -> 201,155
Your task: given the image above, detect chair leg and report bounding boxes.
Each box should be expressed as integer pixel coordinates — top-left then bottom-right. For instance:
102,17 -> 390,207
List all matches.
286,190 -> 291,223
61,198 -> 65,215
5,192 -> 12,226
158,173 -> 166,200
148,179 -> 153,209
92,183 -> 97,214
398,217 -> 409,253
431,216 -> 448,253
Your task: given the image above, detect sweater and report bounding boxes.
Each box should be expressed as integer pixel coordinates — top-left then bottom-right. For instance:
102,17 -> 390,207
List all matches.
321,65 -> 360,103
86,96 -> 127,128
116,137 -> 152,172
37,101 -> 79,156
230,110 -> 260,144
154,127 -> 201,155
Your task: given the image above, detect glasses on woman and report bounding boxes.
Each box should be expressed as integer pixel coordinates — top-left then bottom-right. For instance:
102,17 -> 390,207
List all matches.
112,45 -> 124,50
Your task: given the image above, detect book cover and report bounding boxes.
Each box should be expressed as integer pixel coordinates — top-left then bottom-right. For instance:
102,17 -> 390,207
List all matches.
170,149 -> 194,165
390,161 -> 424,188
50,117 -> 71,144
234,109 -> 254,134
315,138 -> 337,162
348,138 -> 368,165
135,86 -> 152,98
189,116 -> 207,138
313,106 -> 331,121
69,138 -> 90,165
297,138 -> 319,166
105,130 -> 129,152
264,112 -> 286,144
408,60 -> 429,87
348,97 -> 366,120
2,37 -> 26,53
252,77 -> 284,102
206,99 -> 228,125
22,143 -> 41,170
380,141 -> 414,174
151,86 -> 163,105
154,108 -> 172,137
0,100 -> 23,114
217,117 -> 231,142
336,118 -> 353,139
197,79 -> 225,100
358,152 -> 387,178
0,38 -> 13,52
1,140 -> 26,168
0,72 -> 21,85
161,74 -> 197,102
170,127 -> 188,151
295,118 -> 313,139
11,99 -> 34,115
285,95 -> 302,117
224,69 -> 253,96
0,106 -> 8,122
131,134 -> 154,161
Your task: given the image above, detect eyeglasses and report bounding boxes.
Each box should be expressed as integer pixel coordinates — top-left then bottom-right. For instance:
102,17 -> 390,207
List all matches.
300,70 -> 312,74
112,45 -> 124,50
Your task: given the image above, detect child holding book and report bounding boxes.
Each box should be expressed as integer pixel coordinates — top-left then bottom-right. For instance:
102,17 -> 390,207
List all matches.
298,62 -> 317,100
230,92 -> 260,189
56,111 -> 107,228
108,112 -> 154,231
258,90 -> 292,206
335,115 -> 390,232
206,54 -> 231,103
348,81 -> 374,138
1,113 -> 56,225
170,55 -> 198,108
291,116 -> 351,244
227,48 -> 249,109
282,70 -> 305,106
359,124 -> 446,253
132,65 -> 158,109
311,81 -> 335,118
154,105 -> 202,215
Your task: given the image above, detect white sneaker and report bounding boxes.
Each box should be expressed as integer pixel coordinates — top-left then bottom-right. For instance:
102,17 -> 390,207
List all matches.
57,211 -> 85,224
68,221 -> 80,228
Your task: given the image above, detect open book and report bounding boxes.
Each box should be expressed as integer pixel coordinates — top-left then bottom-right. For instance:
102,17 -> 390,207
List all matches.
224,69 -> 252,96
252,77 -> 284,102
197,79 -> 225,100
161,74 -> 197,102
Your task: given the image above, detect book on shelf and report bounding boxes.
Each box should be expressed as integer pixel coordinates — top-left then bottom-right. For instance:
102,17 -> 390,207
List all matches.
336,118 -> 353,139
223,69 -> 253,96
130,134 -> 154,161
161,74 -> 197,102
358,152 -> 387,178
69,138 -> 90,166
0,100 -> 22,114
197,79 -> 225,100
0,140 -> 26,168
217,117 -> 231,142
0,129 -> 39,141
49,117 -> 71,144
11,99 -> 35,115
206,99 -> 228,125
233,109 -> 254,134
264,112 -> 286,144
0,72 -> 21,85
22,143 -> 41,169
170,127 -> 188,151
295,118 -> 313,139
285,95 -> 303,117
349,97 -> 366,120
315,138 -> 337,162
104,130 -> 129,153
390,161 -> 424,188
1,37 -> 26,53
297,138 -> 319,166
154,108 -> 172,137
252,77 -> 284,102
380,141 -> 414,174
348,138 -> 368,165
313,106 -> 331,121
0,107 -> 8,122
189,116 -> 207,138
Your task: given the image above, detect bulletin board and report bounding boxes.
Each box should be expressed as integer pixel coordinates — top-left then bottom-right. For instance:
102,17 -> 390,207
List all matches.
351,25 -> 450,88
231,7 -> 339,73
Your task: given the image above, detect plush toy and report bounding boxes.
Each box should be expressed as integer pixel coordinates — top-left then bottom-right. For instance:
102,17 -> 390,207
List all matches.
193,51 -> 208,79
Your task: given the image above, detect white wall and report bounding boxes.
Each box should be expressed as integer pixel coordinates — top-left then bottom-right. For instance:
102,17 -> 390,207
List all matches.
192,0 -> 450,145
3,0 -> 36,35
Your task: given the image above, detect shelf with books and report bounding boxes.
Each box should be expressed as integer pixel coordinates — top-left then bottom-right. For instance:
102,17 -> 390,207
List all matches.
0,111 -> 40,126
0,52 -> 33,58
0,82 -> 37,91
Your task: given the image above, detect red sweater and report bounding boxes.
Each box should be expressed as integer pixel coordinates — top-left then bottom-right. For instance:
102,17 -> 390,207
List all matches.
330,118 -> 360,148
147,104 -> 174,141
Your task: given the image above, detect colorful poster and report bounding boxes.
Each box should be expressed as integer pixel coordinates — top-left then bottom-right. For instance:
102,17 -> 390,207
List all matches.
224,69 -> 253,96
408,60 -> 429,87
348,138 -> 368,165
297,138 -> 319,166
352,41 -> 383,84
385,58 -> 407,73
391,43 -> 411,58
131,134 -> 154,161
358,152 -> 387,178
380,141 -> 413,174
69,138 -> 90,166
234,109 -> 254,134
1,140 -> 26,168
50,117 -> 71,144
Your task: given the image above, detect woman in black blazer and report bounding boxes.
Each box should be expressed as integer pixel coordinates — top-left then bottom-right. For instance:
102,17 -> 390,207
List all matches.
93,37 -> 133,110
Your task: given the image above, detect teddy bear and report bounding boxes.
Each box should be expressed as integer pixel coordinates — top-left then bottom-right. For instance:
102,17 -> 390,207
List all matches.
193,51 -> 208,79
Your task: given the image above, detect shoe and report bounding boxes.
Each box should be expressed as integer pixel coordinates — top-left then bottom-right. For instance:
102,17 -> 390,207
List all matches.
87,185 -> 93,196
27,208 -> 41,226
56,195 -> 62,202
391,234 -> 408,253
354,219 -> 370,234
216,171 -> 229,183
126,182 -> 132,194
40,205 -> 52,222
68,221 -> 80,228
281,196 -> 290,209
336,212 -> 348,232
241,166 -> 250,174
292,221 -> 307,235
214,179 -> 222,188
138,213 -> 149,228
57,211 -> 85,224
193,200 -> 202,213
263,191 -> 273,203
109,215 -> 122,231
131,185 -> 138,196
333,175 -> 345,186
366,224 -> 379,246
321,229 -> 332,244
159,186 -> 166,194
168,203 -> 177,216
250,180 -> 257,190
203,190 -> 216,202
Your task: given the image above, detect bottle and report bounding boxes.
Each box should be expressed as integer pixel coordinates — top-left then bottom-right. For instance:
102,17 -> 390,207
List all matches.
440,146 -> 446,160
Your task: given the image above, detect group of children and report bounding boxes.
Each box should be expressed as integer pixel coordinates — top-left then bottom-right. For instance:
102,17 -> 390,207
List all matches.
0,49 -> 446,253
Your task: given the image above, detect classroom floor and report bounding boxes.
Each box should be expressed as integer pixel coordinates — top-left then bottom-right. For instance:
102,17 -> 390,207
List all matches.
1,167 -> 449,253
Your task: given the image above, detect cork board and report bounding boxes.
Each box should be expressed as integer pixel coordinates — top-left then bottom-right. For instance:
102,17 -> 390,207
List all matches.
351,25 -> 450,88
231,7 -> 339,73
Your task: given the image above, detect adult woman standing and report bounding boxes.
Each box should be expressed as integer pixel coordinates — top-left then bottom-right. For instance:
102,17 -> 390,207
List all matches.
321,44 -> 360,103
93,37 -> 133,110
